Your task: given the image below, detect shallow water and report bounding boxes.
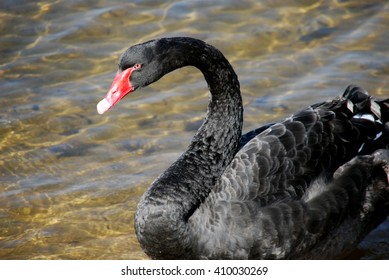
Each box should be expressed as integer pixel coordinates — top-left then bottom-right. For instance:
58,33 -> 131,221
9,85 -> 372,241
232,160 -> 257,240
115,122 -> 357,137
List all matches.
1,0 -> 389,259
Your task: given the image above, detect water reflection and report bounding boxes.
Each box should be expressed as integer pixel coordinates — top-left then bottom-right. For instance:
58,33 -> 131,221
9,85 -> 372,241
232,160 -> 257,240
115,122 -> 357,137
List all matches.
1,0 -> 389,259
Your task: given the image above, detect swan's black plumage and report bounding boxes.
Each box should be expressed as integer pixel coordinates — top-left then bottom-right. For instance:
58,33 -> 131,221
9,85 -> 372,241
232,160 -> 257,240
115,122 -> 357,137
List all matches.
100,37 -> 389,259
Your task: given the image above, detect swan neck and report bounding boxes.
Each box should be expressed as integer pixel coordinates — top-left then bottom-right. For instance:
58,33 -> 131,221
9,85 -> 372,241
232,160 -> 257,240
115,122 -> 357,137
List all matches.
135,38 -> 243,258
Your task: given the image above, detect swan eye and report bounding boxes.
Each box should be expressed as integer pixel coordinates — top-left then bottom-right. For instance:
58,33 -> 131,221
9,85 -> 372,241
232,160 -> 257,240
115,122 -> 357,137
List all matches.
133,64 -> 142,70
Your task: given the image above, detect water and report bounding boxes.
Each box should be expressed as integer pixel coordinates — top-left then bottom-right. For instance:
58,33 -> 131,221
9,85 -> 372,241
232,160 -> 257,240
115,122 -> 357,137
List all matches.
1,0 -> 389,259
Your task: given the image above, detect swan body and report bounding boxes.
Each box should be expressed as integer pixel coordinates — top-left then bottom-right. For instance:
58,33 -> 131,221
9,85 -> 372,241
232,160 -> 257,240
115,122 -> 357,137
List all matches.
98,37 -> 389,259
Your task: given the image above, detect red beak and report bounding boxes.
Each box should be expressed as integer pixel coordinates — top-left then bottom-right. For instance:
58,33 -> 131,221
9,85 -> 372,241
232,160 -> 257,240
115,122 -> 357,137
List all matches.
97,68 -> 134,114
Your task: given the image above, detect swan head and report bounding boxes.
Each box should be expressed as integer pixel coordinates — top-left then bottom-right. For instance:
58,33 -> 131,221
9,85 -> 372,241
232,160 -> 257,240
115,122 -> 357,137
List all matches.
97,38 -> 177,114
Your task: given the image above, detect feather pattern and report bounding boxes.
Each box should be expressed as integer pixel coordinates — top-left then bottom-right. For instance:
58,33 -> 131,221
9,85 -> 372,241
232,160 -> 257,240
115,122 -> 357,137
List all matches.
188,87 -> 389,259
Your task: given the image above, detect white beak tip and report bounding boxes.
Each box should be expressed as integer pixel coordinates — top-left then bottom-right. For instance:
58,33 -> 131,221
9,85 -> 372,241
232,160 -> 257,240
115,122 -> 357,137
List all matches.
97,98 -> 111,114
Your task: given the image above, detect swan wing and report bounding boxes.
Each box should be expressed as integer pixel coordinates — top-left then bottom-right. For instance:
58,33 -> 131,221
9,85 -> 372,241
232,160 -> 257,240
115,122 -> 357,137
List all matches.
188,86 -> 389,259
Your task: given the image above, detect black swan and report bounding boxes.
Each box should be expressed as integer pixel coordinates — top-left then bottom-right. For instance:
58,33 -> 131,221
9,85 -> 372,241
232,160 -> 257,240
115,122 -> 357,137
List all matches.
97,37 -> 389,259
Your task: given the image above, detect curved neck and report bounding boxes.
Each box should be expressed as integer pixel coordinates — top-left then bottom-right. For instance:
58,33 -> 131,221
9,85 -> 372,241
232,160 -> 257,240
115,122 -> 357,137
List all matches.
135,38 -> 243,259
